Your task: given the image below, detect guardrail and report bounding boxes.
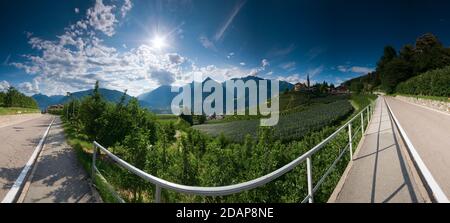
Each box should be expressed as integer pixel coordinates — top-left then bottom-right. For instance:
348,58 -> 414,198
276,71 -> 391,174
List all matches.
384,97 -> 449,203
92,101 -> 375,203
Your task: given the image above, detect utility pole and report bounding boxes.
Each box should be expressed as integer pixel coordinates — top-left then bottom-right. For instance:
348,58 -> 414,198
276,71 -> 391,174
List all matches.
307,74 -> 310,88
66,92 -> 71,120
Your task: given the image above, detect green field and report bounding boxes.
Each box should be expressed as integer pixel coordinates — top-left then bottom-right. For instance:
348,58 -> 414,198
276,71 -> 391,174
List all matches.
155,114 -> 179,123
0,107 -> 40,115
193,93 -> 356,142
193,100 -> 353,142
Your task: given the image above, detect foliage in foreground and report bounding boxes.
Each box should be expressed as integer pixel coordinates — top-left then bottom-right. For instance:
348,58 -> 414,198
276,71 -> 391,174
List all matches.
63,81 -> 375,203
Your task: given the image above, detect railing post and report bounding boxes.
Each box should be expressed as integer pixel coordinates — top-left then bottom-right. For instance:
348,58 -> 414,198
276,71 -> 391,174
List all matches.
348,123 -> 353,160
361,112 -> 364,136
306,157 -> 313,203
367,105 -> 370,125
92,143 -> 97,179
155,185 -> 161,203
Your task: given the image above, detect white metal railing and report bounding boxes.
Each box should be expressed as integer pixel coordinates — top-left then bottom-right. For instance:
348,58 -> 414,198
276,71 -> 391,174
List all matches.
92,100 -> 376,203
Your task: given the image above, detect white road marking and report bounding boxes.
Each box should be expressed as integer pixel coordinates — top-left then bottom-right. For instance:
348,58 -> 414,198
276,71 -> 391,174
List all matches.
1,117 -> 55,203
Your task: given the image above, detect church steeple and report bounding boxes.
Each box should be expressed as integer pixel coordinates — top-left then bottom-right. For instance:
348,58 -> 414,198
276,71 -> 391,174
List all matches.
307,74 -> 310,88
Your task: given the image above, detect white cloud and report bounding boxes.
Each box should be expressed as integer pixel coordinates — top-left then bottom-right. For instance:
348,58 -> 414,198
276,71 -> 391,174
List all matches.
199,35 -> 216,51
11,0 -> 264,96
183,64 -> 252,84
227,52 -> 235,59
338,65 -> 374,74
76,21 -> 88,30
334,77 -> 344,85
275,66 -> 323,84
151,70 -> 176,86
276,74 -> 304,84
279,61 -> 296,70
261,59 -> 270,68
167,53 -> 185,64
351,66 -> 374,74
18,80 -> 40,94
248,68 -> 259,76
307,65 -> 324,77
87,0 -> 117,37
276,73 -> 318,85
121,0 -> 133,18
75,8 -> 80,14
239,62 -> 246,66
0,80 -> 10,92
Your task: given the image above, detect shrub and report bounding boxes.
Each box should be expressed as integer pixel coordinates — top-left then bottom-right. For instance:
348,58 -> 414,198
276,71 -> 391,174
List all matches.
396,66 -> 450,97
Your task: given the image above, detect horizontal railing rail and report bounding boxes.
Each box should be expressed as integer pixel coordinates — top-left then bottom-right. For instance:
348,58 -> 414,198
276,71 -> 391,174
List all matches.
92,100 -> 376,203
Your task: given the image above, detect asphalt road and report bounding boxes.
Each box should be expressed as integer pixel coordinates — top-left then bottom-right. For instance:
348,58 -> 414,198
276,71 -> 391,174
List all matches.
332,98 -> 426,203
21,117 -> 98,203
0,115 -> 53,200
386,97 -> 450,198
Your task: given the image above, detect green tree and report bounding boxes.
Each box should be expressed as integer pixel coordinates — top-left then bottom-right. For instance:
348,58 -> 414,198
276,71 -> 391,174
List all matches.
413,34 -> 450,75
350,81 -> 363,93
0,92 -> 6,106
114,130 -> 152,202
4,87 -> 38,108
380,58 -> 412,94
78,81 -> 107,141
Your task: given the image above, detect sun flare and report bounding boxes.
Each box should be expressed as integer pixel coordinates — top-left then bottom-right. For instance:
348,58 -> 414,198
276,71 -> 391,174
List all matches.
151,35 -> 167,50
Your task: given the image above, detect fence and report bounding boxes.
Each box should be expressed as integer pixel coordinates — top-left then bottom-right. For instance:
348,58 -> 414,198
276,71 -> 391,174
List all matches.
92,101 -> 375,203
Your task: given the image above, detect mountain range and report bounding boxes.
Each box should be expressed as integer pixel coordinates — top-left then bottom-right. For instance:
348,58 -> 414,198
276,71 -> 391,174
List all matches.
33,76 -> 294,113
32,88 -> 135,110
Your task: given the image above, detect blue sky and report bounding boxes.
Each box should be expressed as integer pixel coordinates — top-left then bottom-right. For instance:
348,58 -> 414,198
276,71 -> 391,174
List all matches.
1,0 -> 450,96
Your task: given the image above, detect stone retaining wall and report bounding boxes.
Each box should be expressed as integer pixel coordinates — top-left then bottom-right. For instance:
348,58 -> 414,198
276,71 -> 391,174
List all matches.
395,95 -> 450,114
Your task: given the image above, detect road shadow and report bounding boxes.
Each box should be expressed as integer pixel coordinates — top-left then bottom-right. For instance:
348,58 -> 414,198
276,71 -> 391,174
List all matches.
24,119 -> 97,203
0,166 -> 23,190
368,99 -> 419,203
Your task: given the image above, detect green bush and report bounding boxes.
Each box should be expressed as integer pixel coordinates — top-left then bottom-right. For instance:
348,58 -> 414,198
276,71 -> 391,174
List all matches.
396,66 -> 450,97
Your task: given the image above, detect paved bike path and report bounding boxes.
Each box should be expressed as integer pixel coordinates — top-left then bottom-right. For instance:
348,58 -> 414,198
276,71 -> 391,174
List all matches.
331,97 -> 426,203
21,117 -> 100,203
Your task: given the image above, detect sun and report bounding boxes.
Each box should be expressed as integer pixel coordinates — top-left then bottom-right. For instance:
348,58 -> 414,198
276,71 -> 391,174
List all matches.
151,35 -> 167,50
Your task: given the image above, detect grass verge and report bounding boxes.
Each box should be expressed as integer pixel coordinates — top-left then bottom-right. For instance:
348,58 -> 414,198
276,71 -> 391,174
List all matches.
0,107 -> 40,115
62,120 -> 124,203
